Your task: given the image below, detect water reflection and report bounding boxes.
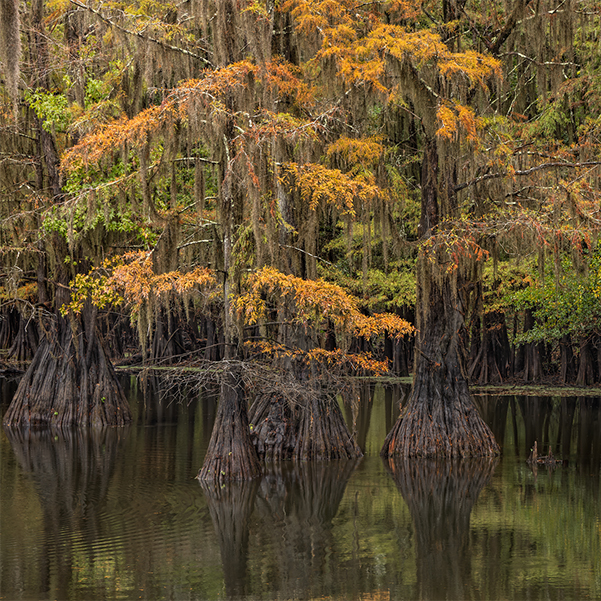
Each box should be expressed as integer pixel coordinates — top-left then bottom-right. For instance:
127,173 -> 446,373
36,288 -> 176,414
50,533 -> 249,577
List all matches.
480,394 -> 601,470
253,460 -> 359,597
200,460 -> 359,599
1,385 -> 600,601
386,457 -> 498,600
200,479 -> 260,599
2,425 -> 128,599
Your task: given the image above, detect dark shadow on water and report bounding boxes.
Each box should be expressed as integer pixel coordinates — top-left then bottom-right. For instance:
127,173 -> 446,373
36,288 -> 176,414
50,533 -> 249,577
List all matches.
385,456 -> 498,601
2,425 -> 129,599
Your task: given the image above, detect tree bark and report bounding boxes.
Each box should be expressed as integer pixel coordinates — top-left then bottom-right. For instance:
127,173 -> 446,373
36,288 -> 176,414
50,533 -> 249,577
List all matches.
381,256 -> 500,457
382,128 -> 499,457
576,336 -> 595,387
249,391 -> 363,461
197,368 -> 262,482
3,304 -> 132,428
522,309 -> 543,382
470,310 -> 511,384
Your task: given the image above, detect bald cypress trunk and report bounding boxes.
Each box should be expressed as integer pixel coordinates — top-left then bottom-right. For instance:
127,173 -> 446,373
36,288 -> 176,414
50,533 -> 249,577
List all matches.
3,304 -> 132,428
249,392 -> 362,461
381,257 -> 499,457
382,135 -> 499,458
197,368 -> 262,482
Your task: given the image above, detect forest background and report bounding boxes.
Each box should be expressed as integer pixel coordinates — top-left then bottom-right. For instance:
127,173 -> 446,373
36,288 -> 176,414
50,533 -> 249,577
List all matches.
0,0 -> 600,458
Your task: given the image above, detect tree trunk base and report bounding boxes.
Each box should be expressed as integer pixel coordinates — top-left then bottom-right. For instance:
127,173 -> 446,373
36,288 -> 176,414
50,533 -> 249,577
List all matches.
381,376 -> 499,458
3,312 -> 132,428
250,392 -> 363,461
197,369 -> 262,482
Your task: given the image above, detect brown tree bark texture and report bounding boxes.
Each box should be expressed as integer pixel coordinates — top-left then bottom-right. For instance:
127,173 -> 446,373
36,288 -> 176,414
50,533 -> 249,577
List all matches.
250,393 -> 363,461
382,259 -> 500,458
197,369 -> 262,482
3,309 -> 132,428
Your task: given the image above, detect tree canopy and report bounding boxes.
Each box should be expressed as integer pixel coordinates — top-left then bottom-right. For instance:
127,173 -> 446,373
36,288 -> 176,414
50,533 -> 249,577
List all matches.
1,0 -> 601,431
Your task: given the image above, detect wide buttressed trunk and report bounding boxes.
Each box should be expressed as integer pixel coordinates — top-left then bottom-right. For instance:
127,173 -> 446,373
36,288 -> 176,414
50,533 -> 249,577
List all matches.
197,368 -> 262,482
381,253 -> 499,458
249,391 -> 363,461
3,306 -> 132,428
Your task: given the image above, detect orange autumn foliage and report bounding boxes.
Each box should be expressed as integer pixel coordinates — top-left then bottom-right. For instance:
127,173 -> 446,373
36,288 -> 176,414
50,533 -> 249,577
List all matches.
281,162 -> 385,216
68,251 -> 217,317
245,340 -> 390,376
234,266 -> 413,340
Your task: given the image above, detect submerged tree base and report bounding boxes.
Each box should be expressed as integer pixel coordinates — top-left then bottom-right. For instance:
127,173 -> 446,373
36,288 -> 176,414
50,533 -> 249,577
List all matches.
197,369 -> 262,483
381,374 -> 500,458
250,392 -> 363,461
3,311 -> 132,428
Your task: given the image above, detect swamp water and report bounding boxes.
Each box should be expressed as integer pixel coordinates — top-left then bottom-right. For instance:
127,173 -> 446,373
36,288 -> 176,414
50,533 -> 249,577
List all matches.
1,378 -> 600,601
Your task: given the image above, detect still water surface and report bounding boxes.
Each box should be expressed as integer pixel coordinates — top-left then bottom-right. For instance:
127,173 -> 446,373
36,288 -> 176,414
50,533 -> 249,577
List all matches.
1,378 -> 600,600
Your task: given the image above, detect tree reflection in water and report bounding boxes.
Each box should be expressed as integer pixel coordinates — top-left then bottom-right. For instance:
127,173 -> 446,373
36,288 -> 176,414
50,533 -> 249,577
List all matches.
200,459 -> 358,599
254,460 -> 358,596
386,456 -> 498,601
199,478 -> 260,599
2,425 -> 128,599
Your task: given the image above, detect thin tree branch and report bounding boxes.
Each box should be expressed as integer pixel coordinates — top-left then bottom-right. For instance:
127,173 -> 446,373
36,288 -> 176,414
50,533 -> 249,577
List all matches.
491,0 -> 536,55
68,0 -> 212,66
455,161 -> 601,193
279,244 -> 332,266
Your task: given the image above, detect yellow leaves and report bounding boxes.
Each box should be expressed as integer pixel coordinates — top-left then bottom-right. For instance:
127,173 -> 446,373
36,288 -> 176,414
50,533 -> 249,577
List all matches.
282,0 -> 357,34
281,162 -> 384,215
67,251 -> 216,316
61,57 -> 317,174
234,266 -> 414,341
354,312 -> 414,339
369,26 -> 501,89
436,105 -> 458,140
385,0 -> 422,20
287,6 -> 501,95
175,60 -> 257,112
249,111 -> 320,146
326,136 -> 384,171
438,49 -> 502,89
62,61 -> 257,173
62,106 -> 162,172
264,58 -> 315,107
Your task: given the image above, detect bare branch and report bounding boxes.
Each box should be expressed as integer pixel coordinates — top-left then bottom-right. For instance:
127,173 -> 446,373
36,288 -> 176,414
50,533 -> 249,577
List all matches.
455,161 -> 601,193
